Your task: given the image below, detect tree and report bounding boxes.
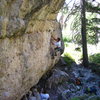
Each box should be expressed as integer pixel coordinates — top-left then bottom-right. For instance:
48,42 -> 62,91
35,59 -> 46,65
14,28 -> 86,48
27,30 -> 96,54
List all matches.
86,1 -> 100,44
81,0 -> 89,67
70,0 -> 100,45
59,0 -> 99,65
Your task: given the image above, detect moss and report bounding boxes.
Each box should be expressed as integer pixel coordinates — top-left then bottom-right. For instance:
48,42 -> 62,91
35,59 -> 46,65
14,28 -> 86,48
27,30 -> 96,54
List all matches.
71,95 -> 89,100
89,53 -> 100,65
71,97 -> 80,100
63,53 -> 75,66
89,53 -> 100,74
71,95 -> 100,100
88,96 -> 100,100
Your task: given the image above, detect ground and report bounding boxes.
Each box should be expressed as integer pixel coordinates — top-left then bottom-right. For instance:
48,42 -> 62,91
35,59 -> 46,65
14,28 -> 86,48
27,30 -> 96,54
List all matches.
46,62 -> 100,100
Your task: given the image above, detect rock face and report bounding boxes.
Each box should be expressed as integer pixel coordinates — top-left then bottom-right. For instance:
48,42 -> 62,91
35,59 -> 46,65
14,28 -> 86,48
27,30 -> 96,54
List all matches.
0,0 -> 64,100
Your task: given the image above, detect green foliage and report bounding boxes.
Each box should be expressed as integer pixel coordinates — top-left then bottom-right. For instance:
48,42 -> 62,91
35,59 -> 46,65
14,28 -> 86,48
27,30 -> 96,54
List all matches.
60,0 -> 100,45
71,12 -> 99,45
71,95 -> 100,100
64,43 -> 68,47
71,97 -> 80,100
75,47 -> 81,52
72,34 -> 82,45
86,1 -> 100,13
86,2 -> 100,44
71,95 -> 89,100
71,12 -> 81,32
88,96 -> 100,100
89,53 -> 100,65
86,13 -> 100,44
63,53 -> 75,66
63,37 -> 72,43
69,1 -> 100,45
70,12 -> 82,45
60,6 -> 68,14
89,53 -> 100,74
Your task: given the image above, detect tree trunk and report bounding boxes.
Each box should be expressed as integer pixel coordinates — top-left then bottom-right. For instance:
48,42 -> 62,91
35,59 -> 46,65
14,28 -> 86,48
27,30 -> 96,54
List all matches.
81,0 -> 89,67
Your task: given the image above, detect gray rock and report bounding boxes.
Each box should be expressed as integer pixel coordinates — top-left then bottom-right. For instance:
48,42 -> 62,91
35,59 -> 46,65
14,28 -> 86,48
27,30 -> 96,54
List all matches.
46,69 -> 69,89
86,77 -> 96,82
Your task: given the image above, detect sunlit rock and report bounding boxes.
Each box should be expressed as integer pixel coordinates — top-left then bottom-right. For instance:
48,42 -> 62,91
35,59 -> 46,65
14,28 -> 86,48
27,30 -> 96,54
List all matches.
0,0 -> 64,100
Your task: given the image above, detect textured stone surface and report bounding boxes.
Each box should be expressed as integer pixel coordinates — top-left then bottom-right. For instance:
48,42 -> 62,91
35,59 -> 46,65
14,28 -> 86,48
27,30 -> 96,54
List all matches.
0,0 -> 64,100
46,69 -> 69,89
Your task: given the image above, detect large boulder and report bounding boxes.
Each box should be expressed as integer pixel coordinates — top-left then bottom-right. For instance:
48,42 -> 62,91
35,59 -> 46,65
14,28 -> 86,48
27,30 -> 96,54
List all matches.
0,0 -> 64,100
46,69 -> 69,89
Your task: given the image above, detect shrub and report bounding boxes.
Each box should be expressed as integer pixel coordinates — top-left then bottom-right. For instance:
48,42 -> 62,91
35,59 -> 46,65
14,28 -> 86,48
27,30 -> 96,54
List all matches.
63,53 -> 75,66
88,97 -> 100,100
89,53 -> 100,74
71,96 -> 100,100
75,47 -> 81,52
71,97 -> 80,100
89,53 -> 100,65
71,95 -> 89,100
63,37 -> 72,43
64,43 -> 68,47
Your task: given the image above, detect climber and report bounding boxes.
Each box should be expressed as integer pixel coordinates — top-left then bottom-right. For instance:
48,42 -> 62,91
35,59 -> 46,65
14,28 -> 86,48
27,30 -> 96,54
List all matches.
32,88 -> 41,100
40,88 -> 50,100
28,91 -> 37,100
51,36 -> 62,56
